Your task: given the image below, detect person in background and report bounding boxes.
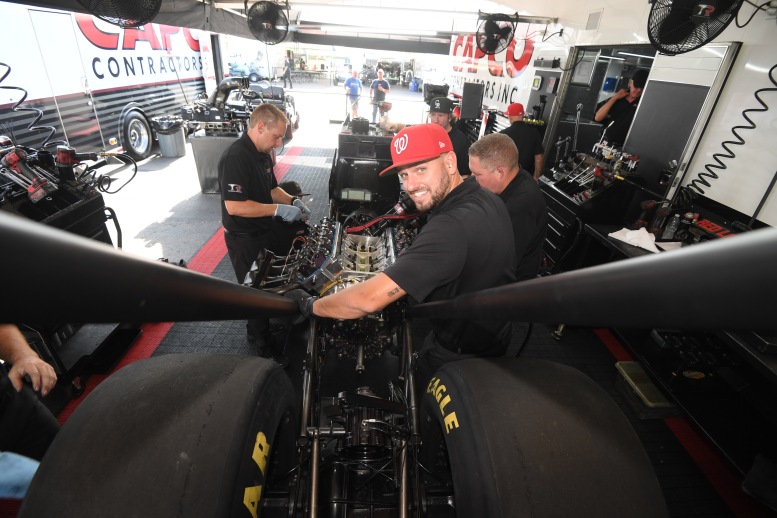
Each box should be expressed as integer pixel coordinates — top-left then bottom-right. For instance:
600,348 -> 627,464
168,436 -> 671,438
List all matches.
369,69 -> 390,124
286,124 -> 515,387
343,70 -> 363,120
428,96 -> 471,177
218,103 -> 310,362
469,133 -> 548,281
0,323 -> 60,498
282,56 -> 293,89
499,103 -> 545,180
594,69 -> 649,147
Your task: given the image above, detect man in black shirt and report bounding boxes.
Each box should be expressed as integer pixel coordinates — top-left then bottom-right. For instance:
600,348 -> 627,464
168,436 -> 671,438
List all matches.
219,103 -> 310,357
499,102 -> 544,179
469,133 -> 548,281
429,96 -> 471,177
369,69 -> 390,123
594,69 -> 649,147
288,124 -> 515,386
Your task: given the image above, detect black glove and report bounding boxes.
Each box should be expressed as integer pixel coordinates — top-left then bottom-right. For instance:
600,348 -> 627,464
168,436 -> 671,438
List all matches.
285,289 -> 317,319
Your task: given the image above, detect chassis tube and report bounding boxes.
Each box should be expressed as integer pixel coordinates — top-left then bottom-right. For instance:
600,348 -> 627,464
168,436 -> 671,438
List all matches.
309,428 -> 320,518
300,318 -> 317,438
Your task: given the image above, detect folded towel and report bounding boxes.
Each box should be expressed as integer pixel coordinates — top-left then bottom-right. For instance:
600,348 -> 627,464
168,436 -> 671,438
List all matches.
607,227 -> 660,253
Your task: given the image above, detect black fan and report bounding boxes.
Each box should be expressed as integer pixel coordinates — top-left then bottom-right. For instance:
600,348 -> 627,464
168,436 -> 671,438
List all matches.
76,0 -> 161,28
247,1 -> 289,45
476,13 -> 517,55
647,0 -> 744,55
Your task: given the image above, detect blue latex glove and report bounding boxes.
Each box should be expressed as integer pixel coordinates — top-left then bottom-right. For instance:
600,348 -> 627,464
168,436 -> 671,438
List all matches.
275,204 -> 303,222
292,198 -> 311,220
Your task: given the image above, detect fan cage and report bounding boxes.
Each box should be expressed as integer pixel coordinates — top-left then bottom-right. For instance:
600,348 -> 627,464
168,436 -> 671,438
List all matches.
475,15 -> 517,55
647,0 -> 742,55
247,1 -> 290,45
76,0 -> 161,28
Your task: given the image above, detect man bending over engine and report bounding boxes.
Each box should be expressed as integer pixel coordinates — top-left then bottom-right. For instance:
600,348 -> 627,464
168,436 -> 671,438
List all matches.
218,103 -> 311,361
288,124 -> 515,386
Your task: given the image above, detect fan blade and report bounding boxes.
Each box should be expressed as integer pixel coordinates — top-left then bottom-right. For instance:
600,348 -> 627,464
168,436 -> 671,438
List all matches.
0,213 -> 297,324
410,227 -> 777,332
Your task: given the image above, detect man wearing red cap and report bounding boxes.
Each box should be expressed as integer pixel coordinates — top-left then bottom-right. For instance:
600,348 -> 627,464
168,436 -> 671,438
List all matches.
288,124 -> 515,385
499,102 -> 545,180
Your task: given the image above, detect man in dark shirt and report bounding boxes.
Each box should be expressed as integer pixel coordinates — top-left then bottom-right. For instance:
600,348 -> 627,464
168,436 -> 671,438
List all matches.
369,69 -> 390,123
594,69 -> 649,147
288,124 -> 515,386
218,103 -> 310,358
499,102 -> 544,179
469,133 -> 548,282
429,96 -> 471,177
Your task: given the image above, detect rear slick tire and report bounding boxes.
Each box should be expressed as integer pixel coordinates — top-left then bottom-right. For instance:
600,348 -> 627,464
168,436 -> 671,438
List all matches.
419,357 -> 668,518
20,354 -> 297,518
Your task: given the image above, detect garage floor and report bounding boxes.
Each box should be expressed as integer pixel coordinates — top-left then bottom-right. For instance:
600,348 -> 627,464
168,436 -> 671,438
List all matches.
2,84 -> 770,517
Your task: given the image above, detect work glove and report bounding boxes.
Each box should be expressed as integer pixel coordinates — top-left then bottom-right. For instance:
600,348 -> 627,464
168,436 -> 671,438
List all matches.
284,289 -> 317,323
292,198 -> 311,221
275,203 -> 303,222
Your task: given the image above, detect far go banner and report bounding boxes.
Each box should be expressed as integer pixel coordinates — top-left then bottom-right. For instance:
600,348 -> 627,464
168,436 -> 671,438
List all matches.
448,35 -> 535,113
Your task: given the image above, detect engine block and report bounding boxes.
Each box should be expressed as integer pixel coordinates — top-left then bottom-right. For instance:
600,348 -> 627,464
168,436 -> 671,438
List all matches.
254,216 -> 415,365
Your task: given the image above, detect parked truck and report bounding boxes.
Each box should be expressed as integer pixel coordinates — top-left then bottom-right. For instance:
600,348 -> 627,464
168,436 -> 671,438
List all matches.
0,2 -> 206,160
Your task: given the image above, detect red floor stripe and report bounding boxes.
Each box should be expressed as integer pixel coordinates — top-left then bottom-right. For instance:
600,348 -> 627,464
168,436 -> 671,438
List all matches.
593,328 -> 772,516
57,228 -> 229,423
274,146 -> 303,181
186,226 -> 228,275
663,417 -> 772,517
593,328 -> 634,361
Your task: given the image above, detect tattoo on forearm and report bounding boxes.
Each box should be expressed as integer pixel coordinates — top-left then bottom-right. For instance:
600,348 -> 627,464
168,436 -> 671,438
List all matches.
387,287 -> 400,297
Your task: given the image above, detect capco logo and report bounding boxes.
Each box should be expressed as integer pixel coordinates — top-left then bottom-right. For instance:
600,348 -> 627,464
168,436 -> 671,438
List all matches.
394,134 -> 409,155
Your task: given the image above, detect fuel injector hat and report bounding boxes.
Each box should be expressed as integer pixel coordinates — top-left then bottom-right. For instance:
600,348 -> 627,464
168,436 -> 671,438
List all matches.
379,123 -> 453,176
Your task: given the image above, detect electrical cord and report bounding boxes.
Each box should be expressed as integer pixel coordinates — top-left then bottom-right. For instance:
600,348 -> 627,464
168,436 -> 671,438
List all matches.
687,63 -> 777,195
78,153 -> 138,194
736,0 -> 771,28
557,50 -> 586,72
0,62 -> 67,149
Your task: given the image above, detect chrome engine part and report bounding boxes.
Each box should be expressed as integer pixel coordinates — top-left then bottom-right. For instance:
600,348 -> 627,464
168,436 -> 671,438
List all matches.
251,213 -> 416,363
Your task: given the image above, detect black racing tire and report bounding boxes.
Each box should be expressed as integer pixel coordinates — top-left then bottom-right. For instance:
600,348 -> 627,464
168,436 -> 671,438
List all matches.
122,111 -> 152,160
20,354 -> 298,518
419,357 -> 667,517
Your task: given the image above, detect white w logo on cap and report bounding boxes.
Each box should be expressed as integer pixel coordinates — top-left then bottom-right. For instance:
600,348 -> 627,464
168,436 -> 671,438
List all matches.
394,134 -> 409,154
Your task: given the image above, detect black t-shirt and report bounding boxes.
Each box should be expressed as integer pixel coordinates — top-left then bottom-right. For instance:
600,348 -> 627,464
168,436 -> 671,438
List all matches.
448,127 -> 471,176
370,79 -> 390,103
595,96 -> 639,146
499,121 -> 544,174
499,169 -> 548,281
384,180 -> 515,355
218,133 -> 278,233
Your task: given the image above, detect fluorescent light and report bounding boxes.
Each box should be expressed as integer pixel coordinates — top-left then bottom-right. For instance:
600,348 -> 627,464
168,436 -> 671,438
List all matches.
319,25 -> 438,36
598,56 -> 625,61
617,52 -> 656,59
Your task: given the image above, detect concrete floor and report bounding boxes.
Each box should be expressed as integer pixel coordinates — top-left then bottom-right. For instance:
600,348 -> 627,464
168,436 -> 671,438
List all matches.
102,81 -> 427,262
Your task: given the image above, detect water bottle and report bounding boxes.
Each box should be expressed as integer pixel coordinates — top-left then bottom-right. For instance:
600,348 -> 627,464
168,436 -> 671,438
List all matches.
662,214 -> 681,240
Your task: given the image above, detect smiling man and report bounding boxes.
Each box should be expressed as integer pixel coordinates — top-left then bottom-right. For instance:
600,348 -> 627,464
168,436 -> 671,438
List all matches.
288,124 -> 515,385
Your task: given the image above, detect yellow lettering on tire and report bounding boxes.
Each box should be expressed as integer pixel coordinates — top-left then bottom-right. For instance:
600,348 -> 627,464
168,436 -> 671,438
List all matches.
243,485 -> 263,518
251,431 -> 270,475
444,412 -> 459,433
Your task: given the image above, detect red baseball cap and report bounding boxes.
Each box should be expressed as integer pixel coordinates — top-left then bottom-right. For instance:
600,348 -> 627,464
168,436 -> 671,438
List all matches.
379,124 -> 453,176
505,103 -> 525,117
